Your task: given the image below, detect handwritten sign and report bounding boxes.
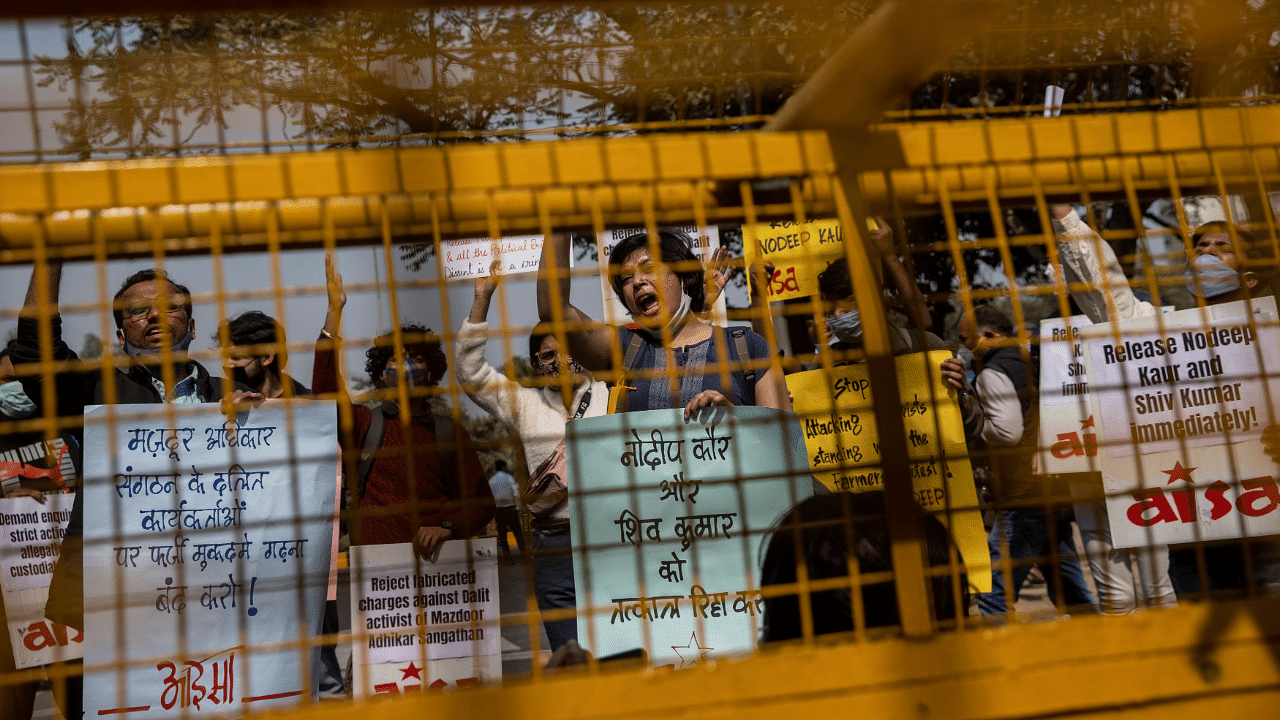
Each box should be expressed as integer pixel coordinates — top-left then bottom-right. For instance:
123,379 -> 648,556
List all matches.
596,226 -> 728,326
567,407 -> 811,665
785,351 -> 991,592
1077,298 -> 1280,547
348,539 -> 500,698
80,402 -> 337,716
742,218 -> 848,302
1,494 -> 82,669
442,235 -> 565,280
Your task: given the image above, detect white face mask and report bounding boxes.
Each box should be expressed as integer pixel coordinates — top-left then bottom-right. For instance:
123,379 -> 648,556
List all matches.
123,327 -> 194,359
1185,253 -> 1243,299
0,380 -> 35,419
825,309 -> 863,347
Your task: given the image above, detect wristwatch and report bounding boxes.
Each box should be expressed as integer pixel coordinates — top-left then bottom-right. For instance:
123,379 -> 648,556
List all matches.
439,520 -> 456,534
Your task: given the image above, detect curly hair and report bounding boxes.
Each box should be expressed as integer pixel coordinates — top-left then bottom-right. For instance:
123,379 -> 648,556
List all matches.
365,324 -> 448,387
607,229 -> 706,314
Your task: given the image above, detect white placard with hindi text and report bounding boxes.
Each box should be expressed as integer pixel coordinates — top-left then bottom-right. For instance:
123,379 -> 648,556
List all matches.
81,402 -> 337,717
348,539 -> 501,698
442,235 -> 568,280
567,407 -> 811,667
1,494 -> 82,669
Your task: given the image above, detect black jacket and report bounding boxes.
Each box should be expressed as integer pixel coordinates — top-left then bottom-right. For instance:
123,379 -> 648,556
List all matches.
12,315 -> 249,629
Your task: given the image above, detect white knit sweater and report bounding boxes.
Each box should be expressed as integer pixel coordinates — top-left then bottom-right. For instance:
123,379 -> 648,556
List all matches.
455,320 -> 611,518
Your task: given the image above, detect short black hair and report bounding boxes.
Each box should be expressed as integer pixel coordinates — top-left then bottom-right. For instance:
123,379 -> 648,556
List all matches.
760,491 -> 967,641
971,304 -> 1014,337
607,230 -> 706,314
215,311 -> 287,369
113,269 -> 193,329
816,258 -> 853,302
365,324 -> 448,388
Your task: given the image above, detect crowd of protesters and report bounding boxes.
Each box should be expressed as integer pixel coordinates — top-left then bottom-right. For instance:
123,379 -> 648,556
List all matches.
2,207 -> 1278,707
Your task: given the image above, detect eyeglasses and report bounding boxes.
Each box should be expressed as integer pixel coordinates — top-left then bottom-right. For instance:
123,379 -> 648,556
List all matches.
124,298 -> 187,321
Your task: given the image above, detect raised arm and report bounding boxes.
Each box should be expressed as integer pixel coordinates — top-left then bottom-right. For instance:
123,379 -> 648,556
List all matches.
312,254 -> 346,396
870,218 -> 931,332
536,233 -> 614,371
1050,204 -> 1157,324
457,263 -> 523,426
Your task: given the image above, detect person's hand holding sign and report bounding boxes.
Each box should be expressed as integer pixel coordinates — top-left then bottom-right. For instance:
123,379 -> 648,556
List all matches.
414,524 -> 454,560
939,356 -> 971,413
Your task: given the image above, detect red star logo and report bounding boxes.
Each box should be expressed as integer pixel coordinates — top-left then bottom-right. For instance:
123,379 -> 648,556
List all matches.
1162,461 -> 1197,485
400,662 -> 422,681
1081,415 -> 1095,430
671,632 -> 712,669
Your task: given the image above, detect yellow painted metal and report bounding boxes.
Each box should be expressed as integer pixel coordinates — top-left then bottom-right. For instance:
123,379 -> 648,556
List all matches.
2,107 -> 1279,256
255,597 -> 1280,720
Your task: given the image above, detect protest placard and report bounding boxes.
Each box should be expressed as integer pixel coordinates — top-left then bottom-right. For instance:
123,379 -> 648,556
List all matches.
1,494 -> 81,669
0,434 -> 76,496
595,226 -> 727,326
442,235 -> 565,280
1037,314 -> 1100,474
348,538 -> 501,698
80,402 -> 337,716
567,407 -> 811,666
742,218 -> 847,302
1078,298 -> 1280,547
785,351 -> 990,592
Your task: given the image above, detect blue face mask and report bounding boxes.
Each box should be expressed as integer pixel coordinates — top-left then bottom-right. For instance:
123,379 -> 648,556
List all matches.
825,309 -> 863,347
1185,254 -> 1242,299
383,356 -> 432,390
0,380 -> 35,419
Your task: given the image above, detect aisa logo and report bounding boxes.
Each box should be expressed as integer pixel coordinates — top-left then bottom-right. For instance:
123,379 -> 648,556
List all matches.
1051,416 -> 1097,458
1126,461 -> 1280,526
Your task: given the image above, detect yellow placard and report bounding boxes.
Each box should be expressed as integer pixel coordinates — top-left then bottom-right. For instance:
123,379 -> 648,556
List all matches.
785,351 -> 991,593
742,218 -> 848,302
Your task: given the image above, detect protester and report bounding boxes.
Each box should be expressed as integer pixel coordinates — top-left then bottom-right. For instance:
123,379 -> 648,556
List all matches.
214,311 -> 308,398
760,491 -> 967,641
315,256 -> 493,556
1051,203 -> 1279,597
213,310 -> 346,698
538,230 -> 789,417
957,304 -> 1095,615
8,262 -> 255,717
457,262 -> 609,649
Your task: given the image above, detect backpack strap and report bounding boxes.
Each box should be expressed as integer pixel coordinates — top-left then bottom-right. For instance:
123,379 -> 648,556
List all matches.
729,327 -> 756,383
356,403 -> 390,500
611,330 -> 646,414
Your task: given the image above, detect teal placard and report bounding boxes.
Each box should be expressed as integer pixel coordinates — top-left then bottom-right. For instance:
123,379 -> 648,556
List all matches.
566,406 -> 811,667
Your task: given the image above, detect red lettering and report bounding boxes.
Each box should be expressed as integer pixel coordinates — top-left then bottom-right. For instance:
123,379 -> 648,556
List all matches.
21,621 -> 56,652
1082,432 -> 1097,457
428,678 -> 449,692
1127,488 -> 1179,526
1236,477 -> 1280,517
1051,433 -> 1083,459
1171,488 -> 1197,524
374,683 -> 401,695
1205,481 -> 1233,520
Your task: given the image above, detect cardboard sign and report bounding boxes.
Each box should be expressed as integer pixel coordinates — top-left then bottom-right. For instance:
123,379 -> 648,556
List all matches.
742,218 -> 848,302
1037,315 -> 1101,474
348,539 -> 501,698
442,235 -> 567,280
80,402 -> 337,716
595,226 -> 727,327
566,407 -> 811,666
0,494 -> 82,669
1077,298 -> 1280,547
785,351 -> 991,592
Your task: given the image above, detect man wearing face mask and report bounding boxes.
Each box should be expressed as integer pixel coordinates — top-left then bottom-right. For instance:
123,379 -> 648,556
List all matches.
314,257 -> 493,558
457,261 -> 610,649
215,311 -> 309,399
8,262 -> 254,717
1051,203 -> 1278,597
